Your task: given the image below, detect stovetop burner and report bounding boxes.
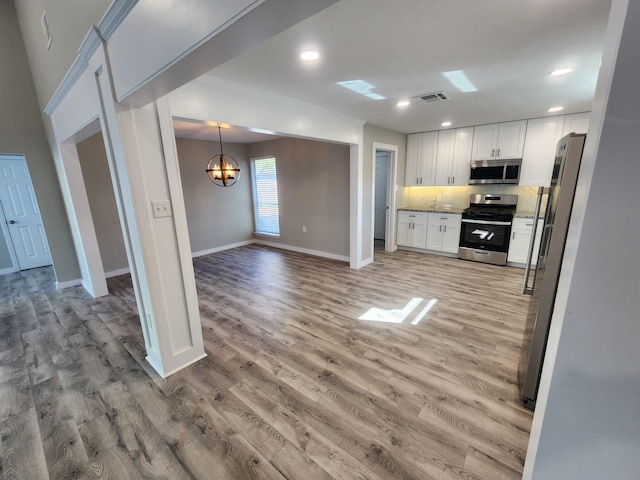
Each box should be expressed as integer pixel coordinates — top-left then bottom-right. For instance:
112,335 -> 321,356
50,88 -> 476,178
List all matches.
463,193 -> 518,222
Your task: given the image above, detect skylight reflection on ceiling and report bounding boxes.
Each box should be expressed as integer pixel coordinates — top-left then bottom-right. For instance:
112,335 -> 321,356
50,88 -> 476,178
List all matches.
358,297 -> 438,325
442,70 -> 477,93
337,80 -> 386,100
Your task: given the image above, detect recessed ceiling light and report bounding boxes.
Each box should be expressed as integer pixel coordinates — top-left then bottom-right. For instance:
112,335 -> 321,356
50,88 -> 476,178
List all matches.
441,121 -> 452,127
550,67 -> 573,76
300,50 -> 320,61
397,100 -> 410,107
548,106 -> 564,112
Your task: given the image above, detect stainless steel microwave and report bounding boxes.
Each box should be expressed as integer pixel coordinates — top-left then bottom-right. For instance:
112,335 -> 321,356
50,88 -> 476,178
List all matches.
469,158 -> 521,184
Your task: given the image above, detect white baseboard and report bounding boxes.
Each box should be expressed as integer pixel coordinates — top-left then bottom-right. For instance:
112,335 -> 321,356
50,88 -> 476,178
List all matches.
191,240 -> 255,258
255,239 -> 350,263
0,266 -> 19,275
105,267 -> 131,278
56,278 -> 82,290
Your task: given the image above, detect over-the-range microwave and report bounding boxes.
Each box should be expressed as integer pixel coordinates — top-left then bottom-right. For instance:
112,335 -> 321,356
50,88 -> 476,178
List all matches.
469,158 -> 521,184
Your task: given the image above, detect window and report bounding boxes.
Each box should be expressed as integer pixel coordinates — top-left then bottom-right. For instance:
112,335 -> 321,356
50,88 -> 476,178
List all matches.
251,156 -> 280,236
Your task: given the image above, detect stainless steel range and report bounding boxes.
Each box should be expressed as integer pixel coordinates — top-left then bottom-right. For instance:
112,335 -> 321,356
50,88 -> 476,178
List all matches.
458,193 -> 518,266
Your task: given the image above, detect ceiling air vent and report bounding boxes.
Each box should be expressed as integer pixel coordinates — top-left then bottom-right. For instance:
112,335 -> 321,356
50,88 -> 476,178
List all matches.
415,91 -> 449,103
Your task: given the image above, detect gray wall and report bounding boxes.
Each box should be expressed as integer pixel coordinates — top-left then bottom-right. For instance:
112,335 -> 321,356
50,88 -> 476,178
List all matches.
249,137 -> 350,257
176,138 -> 254,253
13,0 -> 112,106
76,132 -> 129,274
362,123 -> 408,259
0,0 -> 80,279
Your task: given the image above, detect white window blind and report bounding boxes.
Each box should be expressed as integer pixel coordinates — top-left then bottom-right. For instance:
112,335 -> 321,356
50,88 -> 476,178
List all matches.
251,157 -> 280,236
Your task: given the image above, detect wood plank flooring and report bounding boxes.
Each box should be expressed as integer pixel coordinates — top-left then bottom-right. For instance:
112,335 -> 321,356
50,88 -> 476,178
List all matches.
0,244 -> 533,479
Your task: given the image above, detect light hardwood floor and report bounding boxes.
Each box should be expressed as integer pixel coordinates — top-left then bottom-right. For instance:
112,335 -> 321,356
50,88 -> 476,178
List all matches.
0,244 -> 533,479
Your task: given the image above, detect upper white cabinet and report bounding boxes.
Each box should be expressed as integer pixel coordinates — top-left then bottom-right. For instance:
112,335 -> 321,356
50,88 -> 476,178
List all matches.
405,132 -> 437,186
562,112 -> 590,136
435,127 -> 473,186
471,120 -> 527,160
520,116 -> 566,186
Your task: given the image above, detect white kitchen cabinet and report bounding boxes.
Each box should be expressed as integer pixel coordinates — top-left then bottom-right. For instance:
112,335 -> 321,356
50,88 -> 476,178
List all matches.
405,132 -> 437,186
519,116 -> 566,186
562,112 -> 590,136
397,211 -> 427,248
471,120 -> 527,161
426,213 -> 461,253
508,217 -> 543,266
435,127 -> 473,186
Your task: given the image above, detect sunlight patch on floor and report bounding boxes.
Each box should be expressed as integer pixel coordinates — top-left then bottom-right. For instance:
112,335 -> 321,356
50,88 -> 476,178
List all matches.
358,297 -> 437,325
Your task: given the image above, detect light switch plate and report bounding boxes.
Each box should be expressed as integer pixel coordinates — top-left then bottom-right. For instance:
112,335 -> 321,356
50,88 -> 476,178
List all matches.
152,200 -> 172,218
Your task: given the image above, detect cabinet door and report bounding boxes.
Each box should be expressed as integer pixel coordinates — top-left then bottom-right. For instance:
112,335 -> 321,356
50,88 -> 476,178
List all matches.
520,116 -> 565,186
451,127 -> 473,185
435,130 -> 456,185
441,215 -> 461,253
471,123 -> 500,160
419,131 -> 438,186
508,229 -> 532,264
562,112 -> 590,136
425,214 -> 442,250
411,217 -> 428,249
397,212 -> 413,246
405,133 -> 422,186
508,219 -> 543,265
496,120 -> 527,159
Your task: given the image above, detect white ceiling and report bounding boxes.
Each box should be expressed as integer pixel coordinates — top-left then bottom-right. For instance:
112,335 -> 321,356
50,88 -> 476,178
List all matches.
173,0 -> 612,142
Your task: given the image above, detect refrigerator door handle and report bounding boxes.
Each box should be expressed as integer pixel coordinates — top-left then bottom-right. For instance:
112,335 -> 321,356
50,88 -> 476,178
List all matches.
523,186 -> 550,294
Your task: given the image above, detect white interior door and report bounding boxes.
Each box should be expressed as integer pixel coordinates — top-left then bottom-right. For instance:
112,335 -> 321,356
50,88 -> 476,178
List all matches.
0,156 -> 52,270
374,152 -> 389,240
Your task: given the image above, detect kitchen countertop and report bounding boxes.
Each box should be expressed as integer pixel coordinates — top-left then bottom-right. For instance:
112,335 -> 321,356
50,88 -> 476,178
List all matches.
398,205 -> 466,214
514,211 -> 542,219
400,206 -> 542,219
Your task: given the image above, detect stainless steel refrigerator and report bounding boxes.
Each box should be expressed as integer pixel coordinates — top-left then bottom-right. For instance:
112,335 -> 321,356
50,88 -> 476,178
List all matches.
518,133 -> 586,410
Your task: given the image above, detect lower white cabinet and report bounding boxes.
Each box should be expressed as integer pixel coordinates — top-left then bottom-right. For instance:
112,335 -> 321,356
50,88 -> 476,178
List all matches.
426,213 -> 461,253
397,211 -> 427,248
508,218 -> 543,266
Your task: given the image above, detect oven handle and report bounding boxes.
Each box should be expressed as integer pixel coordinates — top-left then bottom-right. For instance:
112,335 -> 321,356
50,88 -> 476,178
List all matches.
461,219 -> 511,226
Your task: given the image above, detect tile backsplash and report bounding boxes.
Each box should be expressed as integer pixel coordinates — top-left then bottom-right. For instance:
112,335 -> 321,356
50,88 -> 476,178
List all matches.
404,184 -> 542,213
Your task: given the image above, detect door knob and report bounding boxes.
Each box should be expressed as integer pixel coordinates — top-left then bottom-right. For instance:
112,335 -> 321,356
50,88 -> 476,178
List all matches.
8,220 -> 16,224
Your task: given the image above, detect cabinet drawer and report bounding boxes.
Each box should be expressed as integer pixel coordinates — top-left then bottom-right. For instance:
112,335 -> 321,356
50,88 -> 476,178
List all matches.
512,217 -> 541,230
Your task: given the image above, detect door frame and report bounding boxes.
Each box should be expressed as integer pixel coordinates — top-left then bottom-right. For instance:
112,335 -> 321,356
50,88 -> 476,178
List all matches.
371,142 -> 398,254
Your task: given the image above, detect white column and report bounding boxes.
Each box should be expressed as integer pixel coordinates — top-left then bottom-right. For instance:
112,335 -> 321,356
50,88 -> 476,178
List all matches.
94,48 -> 205,377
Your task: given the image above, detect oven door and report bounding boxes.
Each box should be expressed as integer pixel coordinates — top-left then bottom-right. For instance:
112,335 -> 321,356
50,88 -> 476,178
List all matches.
459,218 -> 512,253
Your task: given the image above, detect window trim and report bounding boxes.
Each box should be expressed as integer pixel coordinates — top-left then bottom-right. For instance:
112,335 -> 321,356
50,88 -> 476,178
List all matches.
250,156 -> 280,237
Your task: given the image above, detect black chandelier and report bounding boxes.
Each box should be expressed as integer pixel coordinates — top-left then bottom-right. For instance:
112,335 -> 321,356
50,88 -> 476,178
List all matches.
206,126 -> 241,187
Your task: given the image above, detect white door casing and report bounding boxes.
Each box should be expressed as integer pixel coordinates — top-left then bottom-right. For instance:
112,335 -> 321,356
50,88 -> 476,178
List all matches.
0,156 -> 52,270
371,143 -> 398,254
374,151 -> 389,240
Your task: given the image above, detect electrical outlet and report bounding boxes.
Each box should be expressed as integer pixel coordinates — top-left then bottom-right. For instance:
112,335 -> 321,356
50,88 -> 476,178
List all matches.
302,225 -> 307,233
152,200 -> 172,218
436,195 -> 442,201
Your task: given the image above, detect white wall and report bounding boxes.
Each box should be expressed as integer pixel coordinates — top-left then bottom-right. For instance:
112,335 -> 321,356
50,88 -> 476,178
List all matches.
525,0 -> 640,477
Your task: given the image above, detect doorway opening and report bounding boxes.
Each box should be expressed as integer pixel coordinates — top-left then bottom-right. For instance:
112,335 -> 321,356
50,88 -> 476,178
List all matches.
0,154 -> 52,274
372,143 -> 398,257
